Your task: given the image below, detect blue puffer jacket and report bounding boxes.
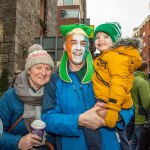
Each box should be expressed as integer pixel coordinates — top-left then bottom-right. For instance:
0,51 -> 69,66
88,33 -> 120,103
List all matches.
0,88 -> 53,150
0,88 -> 27,150
42,52 -> 133,150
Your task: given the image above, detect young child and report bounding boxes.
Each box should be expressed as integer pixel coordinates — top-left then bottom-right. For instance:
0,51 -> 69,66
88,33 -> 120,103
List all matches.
92,22 -> 142,128
81,22 -> 141,150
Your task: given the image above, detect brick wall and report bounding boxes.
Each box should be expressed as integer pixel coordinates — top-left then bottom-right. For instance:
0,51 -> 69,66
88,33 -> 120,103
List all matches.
140,20 -> 150,63
57,5 -> 80,36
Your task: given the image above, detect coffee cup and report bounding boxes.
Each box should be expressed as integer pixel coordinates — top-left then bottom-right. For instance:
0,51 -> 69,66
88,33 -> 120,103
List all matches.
31,120 -> 46,140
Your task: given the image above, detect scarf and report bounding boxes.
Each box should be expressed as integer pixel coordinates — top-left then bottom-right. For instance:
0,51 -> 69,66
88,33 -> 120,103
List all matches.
14,70 -> 44,131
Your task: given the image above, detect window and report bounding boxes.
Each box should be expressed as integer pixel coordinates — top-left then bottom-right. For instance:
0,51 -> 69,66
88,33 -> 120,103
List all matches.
63,0 -> 73,5
61,9 -> 80,18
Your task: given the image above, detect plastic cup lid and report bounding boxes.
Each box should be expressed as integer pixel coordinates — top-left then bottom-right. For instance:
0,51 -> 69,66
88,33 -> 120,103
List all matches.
31,120 -> 46,129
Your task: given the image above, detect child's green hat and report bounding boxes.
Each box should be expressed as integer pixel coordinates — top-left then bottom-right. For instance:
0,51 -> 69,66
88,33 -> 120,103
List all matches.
94,22 -> 122,42
60,23 -> 93,38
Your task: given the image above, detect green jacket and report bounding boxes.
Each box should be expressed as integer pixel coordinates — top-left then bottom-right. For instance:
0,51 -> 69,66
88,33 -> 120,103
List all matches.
131,71 -> 150,124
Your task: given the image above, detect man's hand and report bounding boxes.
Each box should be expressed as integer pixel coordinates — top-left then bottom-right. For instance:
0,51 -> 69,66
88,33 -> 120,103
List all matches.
78,105 -> 105,130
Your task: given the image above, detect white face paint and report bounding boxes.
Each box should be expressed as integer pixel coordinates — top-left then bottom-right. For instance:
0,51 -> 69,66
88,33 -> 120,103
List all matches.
71,35 -> 86,64
65,34 -> 89,64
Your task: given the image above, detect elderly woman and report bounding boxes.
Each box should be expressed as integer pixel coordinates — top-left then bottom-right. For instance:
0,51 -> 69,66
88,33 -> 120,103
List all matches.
0,44 -> 54,150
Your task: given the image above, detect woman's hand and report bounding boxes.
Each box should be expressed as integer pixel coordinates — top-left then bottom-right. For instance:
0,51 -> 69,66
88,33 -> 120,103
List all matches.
78,104 -> 106,130
18,133 -> 41,150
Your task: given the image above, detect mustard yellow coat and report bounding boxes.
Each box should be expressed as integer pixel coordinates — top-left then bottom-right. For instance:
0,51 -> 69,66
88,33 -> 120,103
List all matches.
92,38 -> 142,127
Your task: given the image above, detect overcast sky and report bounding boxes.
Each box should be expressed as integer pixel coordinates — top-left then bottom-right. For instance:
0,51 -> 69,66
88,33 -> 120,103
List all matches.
87,0 -> 150,37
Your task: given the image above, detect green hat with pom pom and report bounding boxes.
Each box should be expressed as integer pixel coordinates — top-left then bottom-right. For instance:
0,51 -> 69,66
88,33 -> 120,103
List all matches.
94,22 -> 122,42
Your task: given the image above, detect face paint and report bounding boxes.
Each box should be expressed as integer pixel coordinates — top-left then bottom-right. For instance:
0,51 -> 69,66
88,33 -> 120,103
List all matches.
65,34 -> 89,64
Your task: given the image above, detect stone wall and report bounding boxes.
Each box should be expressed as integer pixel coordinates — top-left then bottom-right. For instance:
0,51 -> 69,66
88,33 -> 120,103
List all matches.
15,0 -> 40,71
0,0 -> 17,75
46,0 -> 58,36
0,0 -> 40,76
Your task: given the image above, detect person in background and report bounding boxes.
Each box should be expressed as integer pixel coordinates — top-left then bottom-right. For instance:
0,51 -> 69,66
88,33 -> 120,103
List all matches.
148,72 -> 150,81
139,107 -> 150,150
126,115 -> 135,141
42,23 -> 135,150
10,69 -> 22,88
130,61 -> 150,150
0,44 -> 55,150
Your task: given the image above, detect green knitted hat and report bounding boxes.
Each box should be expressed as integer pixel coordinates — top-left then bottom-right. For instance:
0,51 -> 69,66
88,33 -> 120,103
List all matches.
60,23 -> 93,38
94,22 -> 122,42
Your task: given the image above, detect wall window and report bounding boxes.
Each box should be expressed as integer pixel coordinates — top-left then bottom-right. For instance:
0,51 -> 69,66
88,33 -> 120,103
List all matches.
61,9 -> 80,18
63,0 -> 73,5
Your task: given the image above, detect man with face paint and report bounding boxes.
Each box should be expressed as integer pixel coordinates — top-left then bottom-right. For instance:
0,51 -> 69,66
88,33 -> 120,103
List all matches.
64,34 -> 89,65
41,24 -> 133,150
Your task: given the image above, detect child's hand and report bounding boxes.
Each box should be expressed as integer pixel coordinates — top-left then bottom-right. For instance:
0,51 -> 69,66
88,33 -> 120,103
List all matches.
95,101 -> 106,108
95,102 -> 107,119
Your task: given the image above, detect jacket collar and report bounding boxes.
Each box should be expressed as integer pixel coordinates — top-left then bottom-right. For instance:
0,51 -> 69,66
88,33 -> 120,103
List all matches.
134,71 -> 148,80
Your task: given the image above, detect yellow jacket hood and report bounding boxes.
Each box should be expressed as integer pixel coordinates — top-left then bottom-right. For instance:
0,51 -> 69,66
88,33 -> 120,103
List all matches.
111,38 -> 142,70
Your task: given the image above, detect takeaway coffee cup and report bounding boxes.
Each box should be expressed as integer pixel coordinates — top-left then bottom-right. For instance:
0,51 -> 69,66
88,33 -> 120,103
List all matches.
31,120 -> 46,140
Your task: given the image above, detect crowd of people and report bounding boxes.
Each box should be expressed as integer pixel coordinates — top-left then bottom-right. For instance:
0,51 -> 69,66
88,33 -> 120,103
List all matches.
0,22 -> 150,150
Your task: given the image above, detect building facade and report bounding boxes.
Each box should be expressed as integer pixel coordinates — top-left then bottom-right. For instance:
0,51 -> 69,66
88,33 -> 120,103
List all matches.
133,15 -> 150,67
57,0 -> 87,36
0,0 -> 89,80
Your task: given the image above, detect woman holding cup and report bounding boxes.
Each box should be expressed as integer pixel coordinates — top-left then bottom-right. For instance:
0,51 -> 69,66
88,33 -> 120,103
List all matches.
0,44 -> 55,150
